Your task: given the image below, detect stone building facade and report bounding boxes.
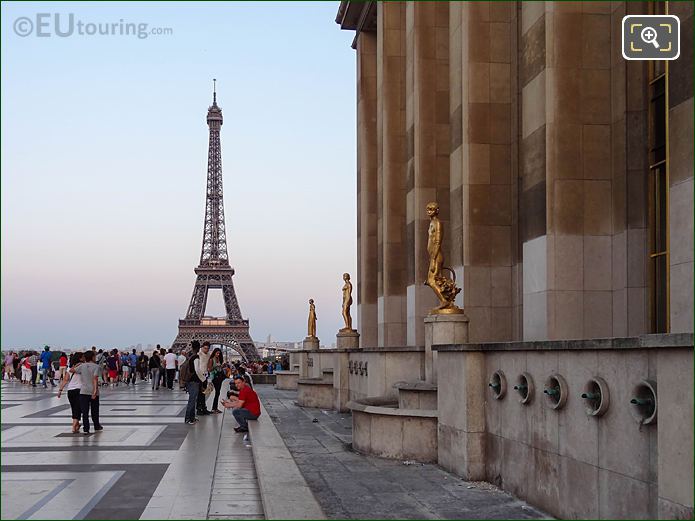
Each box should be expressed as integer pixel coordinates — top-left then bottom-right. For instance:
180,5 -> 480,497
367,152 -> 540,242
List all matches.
323,2 -> 695,519
337,0 -> 693,349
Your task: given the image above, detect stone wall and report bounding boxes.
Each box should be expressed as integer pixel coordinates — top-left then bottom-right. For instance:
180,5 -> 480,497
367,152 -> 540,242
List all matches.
435,334 -> 694,519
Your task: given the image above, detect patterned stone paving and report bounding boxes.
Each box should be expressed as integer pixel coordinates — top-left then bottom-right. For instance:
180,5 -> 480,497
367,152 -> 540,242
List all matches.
0,379 -> 264,520
257,387 -> 550,520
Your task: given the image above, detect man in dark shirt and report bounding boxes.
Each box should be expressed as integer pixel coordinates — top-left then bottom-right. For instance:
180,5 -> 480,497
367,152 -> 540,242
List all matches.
221,375 -> 261,433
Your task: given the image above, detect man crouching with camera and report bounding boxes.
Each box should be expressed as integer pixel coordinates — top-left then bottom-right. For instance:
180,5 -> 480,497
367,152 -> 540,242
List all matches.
221,374 -> 261,433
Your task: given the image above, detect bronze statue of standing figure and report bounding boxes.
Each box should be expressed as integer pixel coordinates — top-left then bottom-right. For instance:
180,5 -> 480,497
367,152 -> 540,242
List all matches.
424,202 -> 463,314
340,273 -> 354,331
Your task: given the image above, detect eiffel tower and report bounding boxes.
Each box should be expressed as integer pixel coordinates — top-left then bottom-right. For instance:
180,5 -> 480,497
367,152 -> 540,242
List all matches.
171,82 -> 260,361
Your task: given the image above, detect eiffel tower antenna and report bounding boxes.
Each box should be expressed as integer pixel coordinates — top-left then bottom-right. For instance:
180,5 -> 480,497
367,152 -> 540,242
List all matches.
170,89 -> 259,361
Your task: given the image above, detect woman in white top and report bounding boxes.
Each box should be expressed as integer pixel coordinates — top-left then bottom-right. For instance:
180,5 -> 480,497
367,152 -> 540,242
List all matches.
58,352 -> 84,433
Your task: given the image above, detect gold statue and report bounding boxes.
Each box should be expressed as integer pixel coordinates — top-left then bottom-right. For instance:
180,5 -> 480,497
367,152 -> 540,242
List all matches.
424,202 -> 463,314
340,273 -> 354,331
307,299 -> 317,338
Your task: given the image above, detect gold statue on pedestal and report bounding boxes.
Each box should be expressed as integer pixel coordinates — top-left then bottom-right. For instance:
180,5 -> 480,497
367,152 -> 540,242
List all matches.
307,299 -> 317,338
340,273 -> 354,331
425,202 -> 463,314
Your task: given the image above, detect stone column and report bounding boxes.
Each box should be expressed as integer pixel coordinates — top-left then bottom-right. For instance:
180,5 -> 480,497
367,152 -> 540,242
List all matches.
405,2 -> 450,347
545,2 -> 616,340
450,2 -> 515,344
667,2 -> 694,334
376,1 -> 408,347
515,2 -> 620,341
356,32 -> 379,348
424,313 -> 469,384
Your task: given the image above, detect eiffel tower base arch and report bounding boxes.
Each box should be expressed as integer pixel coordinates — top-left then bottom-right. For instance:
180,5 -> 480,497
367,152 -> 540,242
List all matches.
171,327 -> 259,361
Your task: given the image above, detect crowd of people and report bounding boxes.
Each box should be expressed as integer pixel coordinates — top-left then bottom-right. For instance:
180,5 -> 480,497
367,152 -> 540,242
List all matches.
2,343 -> 272,435
2,347 -> 69,387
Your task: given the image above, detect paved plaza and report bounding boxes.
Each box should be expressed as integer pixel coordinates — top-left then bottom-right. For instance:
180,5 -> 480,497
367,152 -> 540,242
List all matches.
257,387 -> 549,520
0,379 -> 262,520
2,380 -> 550,520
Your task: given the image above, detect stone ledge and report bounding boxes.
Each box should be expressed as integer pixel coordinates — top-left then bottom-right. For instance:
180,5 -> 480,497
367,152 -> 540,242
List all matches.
393,380 -> 438,391
347,400 -> 438,418
295,346 -> 425,354
297,378 -> 333,386
275,370 -> 299,375
359,345 -> 425,353
248,401 -> 325,520
434,333 -> 695,353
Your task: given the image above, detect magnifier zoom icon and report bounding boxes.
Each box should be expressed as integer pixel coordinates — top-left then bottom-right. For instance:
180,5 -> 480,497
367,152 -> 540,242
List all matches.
641,26 -> 660,48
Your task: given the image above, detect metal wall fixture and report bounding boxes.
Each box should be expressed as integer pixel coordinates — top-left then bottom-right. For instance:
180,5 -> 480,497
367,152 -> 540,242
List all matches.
581,377 -> 610,416
488,370 -> 507,400
543,374 -> 568,410
349,360 -> 368,376
629,379 -> 658,425
513,372 -> 534,404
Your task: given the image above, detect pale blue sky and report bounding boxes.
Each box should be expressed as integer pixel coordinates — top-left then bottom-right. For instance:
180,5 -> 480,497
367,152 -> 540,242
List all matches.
1,1 -> 357,349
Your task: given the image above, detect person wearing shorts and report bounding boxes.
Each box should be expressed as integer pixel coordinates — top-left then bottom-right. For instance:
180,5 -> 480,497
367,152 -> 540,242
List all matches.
4,352 -> 14,380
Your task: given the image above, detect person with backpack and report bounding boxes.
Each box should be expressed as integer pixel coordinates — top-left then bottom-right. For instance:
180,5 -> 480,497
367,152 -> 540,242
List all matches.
182,341 -> 205,425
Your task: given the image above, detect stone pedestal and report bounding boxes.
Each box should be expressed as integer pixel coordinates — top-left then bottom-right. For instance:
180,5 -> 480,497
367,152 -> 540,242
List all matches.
424,313 -> 469,384
336,329 -> 360,349
303,336 -> 320,350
